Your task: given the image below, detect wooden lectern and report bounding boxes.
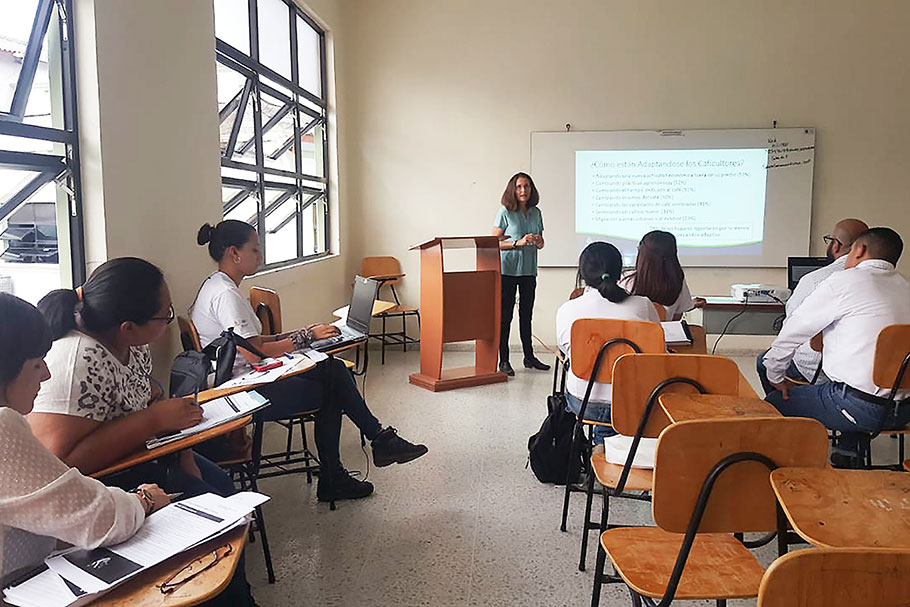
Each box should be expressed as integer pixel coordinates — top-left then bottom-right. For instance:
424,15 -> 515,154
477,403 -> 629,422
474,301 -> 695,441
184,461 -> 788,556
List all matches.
409,236 -> 508,391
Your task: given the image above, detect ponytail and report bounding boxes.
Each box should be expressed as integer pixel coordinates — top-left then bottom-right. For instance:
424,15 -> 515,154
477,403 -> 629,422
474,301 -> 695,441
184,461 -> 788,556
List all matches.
37,289 -> 80,341
596,272 -> 629,304
37,257 -> 165,341
577,242 -> 629,304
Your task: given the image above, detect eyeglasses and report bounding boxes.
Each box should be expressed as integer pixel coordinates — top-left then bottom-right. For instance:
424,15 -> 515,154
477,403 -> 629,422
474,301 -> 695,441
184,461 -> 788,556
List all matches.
150,304 -> 175,325
822,235 -> 843,247
157,543 -> 233,594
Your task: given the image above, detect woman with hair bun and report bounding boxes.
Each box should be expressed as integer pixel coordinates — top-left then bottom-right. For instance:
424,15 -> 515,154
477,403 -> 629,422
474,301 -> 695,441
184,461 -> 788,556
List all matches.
192,220 -> 427,504
555,242 -> 660,443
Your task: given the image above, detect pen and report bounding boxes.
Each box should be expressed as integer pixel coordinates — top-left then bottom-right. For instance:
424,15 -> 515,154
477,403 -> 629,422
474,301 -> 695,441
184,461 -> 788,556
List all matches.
166,492 -> 183,500
224,395 -> 240,413
193,385 -> 199,407
284,353 -> 293,359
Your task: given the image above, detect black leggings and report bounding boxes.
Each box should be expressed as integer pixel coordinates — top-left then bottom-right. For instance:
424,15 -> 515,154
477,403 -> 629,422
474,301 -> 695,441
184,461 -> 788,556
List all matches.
500,275 -> 536,362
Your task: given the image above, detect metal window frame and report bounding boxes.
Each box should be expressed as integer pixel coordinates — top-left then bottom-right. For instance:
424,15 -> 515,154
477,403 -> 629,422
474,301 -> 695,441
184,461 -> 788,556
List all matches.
215,0 -> 330,271
0,0 -> 85,283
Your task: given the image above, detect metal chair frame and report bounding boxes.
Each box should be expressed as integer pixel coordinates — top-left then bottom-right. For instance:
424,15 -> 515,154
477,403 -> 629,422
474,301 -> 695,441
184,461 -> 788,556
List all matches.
591,451 -> 790,607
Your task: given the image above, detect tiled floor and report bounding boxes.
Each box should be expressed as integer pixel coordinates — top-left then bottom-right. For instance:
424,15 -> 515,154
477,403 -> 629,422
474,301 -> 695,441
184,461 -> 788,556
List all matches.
244,349 -> 905,607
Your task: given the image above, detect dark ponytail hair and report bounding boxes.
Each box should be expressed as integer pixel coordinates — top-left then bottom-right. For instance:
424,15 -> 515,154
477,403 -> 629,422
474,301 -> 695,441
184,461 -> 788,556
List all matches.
0,293 -> 52,385
38,257 -> 165,341
577,241 -> 629,303
197,220 -> 256,262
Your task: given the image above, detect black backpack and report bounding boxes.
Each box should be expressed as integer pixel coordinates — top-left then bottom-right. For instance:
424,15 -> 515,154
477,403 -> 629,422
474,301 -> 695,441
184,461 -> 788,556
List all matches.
527,393 -> 585,484
204,327 -> 268,387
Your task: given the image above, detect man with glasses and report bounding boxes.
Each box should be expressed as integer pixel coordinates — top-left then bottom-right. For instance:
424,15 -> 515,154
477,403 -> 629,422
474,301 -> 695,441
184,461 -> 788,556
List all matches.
756,218 -> 868,394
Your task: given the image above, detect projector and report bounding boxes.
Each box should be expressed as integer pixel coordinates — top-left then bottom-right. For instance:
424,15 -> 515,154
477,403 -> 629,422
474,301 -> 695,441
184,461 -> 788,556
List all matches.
730,284 -> 791,303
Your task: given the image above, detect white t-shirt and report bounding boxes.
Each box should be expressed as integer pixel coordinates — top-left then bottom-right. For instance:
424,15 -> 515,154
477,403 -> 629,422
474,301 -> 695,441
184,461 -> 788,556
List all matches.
556,287 -> 661,403
32,332 -> 153,423
190,271 -> 262,350
618,271 -> 694,320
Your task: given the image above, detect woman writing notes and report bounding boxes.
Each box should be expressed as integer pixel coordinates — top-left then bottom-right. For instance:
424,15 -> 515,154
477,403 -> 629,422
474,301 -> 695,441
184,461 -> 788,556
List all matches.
493,172 -> 550,376
0,293 -> 167,586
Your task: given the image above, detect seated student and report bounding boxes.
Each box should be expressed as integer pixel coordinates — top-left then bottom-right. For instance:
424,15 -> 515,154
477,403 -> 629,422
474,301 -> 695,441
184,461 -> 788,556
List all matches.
28,258 -> 233,498
756,218 -> 868,394
191,220 -> 427,503
556,242 -> 660,444
618,230 -> 704,321
0,293 -> 168,585
763,227 -> 910,465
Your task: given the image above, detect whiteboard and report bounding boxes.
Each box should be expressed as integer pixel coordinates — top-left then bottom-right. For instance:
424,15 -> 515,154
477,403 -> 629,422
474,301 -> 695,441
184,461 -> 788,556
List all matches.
530,128 -> 815,268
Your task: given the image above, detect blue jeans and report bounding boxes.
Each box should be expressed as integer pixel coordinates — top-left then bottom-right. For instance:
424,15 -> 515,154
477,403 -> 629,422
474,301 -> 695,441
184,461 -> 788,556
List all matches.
565,393 -> 617,443
765,381 -> 910,453
756,349 -> 812,396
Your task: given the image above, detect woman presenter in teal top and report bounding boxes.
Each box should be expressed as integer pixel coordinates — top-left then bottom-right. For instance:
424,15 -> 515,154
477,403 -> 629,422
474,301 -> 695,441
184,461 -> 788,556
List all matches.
492,172 -> 550,376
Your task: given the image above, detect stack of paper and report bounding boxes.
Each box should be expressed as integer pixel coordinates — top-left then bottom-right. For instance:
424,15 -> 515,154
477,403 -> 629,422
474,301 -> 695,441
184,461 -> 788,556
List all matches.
146,390 -> 270,449
661,320 -> 693,346
3,492 -> 269,607
219,350 -> 326,390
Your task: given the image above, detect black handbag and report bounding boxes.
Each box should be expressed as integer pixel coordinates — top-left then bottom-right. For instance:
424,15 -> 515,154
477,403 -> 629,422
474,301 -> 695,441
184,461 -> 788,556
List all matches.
203,327 -> 269,387
169,350 -> 211,397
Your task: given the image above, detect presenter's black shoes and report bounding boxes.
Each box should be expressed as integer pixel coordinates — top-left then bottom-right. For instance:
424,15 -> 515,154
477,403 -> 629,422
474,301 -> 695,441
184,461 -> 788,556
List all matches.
371,427 -> 428,467
523,356 -> 551,371
499,361 -> 515,376
317,468 -> 374,502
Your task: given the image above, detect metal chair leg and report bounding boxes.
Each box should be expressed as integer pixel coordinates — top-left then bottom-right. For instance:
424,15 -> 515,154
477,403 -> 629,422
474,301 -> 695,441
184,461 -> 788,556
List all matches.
560,422 -> 582,531
579,465 -> 597,571
253,505 -> 276,584
629,590 -> 643,607
381,314 -> 387,364
300,417 -> 313,484
591,542 -> 607,607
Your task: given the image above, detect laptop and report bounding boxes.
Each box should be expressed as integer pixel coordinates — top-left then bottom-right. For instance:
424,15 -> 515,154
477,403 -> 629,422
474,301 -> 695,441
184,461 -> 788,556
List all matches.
787,256 -> 831,291
309,275 -> 379,352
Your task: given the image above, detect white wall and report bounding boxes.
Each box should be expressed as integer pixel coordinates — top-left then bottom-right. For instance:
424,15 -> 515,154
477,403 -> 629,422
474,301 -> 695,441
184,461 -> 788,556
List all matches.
74,0 -> 352,377
342,0 -> 910,346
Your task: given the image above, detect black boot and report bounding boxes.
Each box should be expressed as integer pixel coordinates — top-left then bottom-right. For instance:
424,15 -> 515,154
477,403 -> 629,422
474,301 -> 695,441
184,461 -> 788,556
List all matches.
317,467 -> 374,502
371,427 -> 428,467
499,361 -> 515,376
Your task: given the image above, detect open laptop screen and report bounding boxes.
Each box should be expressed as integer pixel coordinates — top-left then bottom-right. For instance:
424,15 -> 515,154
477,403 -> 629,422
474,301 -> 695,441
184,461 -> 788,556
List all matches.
347,276 -> 379,334
787,256 -> 831,291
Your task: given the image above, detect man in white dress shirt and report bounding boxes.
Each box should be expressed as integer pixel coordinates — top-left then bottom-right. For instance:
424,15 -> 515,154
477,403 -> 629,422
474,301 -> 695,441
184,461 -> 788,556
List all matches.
763,227 -> 910,464
756,218 -> 868,394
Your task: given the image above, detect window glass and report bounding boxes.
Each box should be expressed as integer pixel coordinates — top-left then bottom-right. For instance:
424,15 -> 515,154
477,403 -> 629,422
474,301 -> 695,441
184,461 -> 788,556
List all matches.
214,0 -> 250,54
257,0 -> 291,80
296,15 -> 321,96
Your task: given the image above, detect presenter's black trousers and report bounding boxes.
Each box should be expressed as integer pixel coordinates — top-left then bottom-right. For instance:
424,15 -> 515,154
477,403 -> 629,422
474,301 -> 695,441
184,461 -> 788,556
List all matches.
500,275 -> 536,363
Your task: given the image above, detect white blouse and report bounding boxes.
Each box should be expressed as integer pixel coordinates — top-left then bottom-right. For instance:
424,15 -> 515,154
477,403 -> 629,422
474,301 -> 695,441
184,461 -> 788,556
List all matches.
0,407 -> 144,584
618,271 -> 694,320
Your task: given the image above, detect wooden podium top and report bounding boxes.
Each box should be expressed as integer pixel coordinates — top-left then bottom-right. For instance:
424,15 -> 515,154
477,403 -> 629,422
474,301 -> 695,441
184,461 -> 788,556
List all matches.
410,236 -> 500,250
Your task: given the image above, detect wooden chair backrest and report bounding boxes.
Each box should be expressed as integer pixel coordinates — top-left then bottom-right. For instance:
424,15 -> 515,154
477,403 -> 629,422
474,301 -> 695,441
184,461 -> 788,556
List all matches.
178,316 -> 202,352
249,287 -> 281,335
569,319 -> 665,384
758,549 -> 910,607
872,324 -> 910,391
652,302 -> 667,321
611,354 -> 741,437
361,256 -> 402,284
652,417 -> 828,534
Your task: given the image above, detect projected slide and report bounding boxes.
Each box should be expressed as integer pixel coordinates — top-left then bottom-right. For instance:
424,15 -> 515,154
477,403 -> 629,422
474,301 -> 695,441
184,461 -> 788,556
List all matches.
576,149 -> 768,250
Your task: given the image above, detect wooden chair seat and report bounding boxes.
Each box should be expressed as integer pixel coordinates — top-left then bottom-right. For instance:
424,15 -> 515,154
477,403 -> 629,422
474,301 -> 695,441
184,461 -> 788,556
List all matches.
378,304 -> 419,316
602,527 -> 764,600
580,417 -> 613,428
590,452 -> 652,492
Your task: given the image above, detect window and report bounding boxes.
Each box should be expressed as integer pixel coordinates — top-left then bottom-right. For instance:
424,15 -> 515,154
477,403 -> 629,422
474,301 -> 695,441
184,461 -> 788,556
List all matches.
214,0 -> 329,269
0,0 -> 84,303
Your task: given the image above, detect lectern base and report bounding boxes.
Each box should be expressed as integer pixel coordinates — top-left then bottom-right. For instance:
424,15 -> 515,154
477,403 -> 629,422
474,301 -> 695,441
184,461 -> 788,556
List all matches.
409,366 -> 508,392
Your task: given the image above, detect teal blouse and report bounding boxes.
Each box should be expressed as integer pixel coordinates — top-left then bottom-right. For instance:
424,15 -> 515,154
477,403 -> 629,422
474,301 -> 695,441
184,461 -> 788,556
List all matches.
494,206 -> 544,277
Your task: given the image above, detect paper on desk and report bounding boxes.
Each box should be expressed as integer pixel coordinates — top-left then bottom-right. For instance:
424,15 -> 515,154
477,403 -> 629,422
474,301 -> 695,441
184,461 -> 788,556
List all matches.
298,347 -> 328,363
661,321 -> 692,345
218,351 -> 317,389
2,567 -> 94,607
45,492 -> 269,595
145,390 -> 269,449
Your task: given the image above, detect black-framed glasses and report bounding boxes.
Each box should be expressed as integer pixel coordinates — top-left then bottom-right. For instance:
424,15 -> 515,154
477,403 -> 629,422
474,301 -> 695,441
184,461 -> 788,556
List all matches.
157,543 -> 233,594
822,235 -> 843,247
150,304 -> 175,325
